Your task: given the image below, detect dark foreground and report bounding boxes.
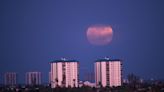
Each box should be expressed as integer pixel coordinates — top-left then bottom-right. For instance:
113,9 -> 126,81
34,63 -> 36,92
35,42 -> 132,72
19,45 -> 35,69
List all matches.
0,83 -> 164,92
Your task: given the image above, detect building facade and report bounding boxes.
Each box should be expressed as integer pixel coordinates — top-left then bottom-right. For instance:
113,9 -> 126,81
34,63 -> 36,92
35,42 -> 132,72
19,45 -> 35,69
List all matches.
26,72 -> 41,85
95,58 -> 122,87
4,72 -> 17,86
50,58 -> 79,88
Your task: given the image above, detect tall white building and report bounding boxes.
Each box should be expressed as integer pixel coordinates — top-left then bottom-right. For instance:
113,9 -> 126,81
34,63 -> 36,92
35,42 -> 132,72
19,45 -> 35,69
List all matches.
26,72 -> 41,85
50,58 -> 79,88
95,58 -> 122,87
4,72 -> 17,86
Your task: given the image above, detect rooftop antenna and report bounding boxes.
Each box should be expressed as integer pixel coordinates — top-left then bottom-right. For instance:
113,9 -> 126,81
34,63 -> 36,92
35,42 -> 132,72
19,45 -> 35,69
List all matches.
104,56 -> 110,60
61,57 -> 66,61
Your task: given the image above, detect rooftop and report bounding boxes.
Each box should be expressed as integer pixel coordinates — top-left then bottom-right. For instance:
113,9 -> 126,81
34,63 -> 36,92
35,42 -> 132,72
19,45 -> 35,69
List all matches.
95,57 -> 121,62
50,58 -> 79,63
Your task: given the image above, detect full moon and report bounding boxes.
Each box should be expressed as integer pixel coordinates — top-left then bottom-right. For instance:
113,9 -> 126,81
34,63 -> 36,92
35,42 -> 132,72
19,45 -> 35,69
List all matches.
86,25 -> 113,46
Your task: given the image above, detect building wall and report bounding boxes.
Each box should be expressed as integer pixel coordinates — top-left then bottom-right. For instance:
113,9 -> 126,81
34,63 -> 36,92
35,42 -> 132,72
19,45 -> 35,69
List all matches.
109,61 -> 121,86
4,72 -> 17,86
57,62 -> 63,86
51,61 -> 78,88
51,63 -> 57,87
26,72 -> 41,85
95,62 -> 100,86
95,60 -> 122,87
101,62 -> 107,87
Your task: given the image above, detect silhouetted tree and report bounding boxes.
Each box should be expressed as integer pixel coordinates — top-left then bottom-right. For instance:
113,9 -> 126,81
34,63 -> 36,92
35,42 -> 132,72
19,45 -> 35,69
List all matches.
98,81 -> 102,88
73,79 -> 76,87
55,78 -> 58,87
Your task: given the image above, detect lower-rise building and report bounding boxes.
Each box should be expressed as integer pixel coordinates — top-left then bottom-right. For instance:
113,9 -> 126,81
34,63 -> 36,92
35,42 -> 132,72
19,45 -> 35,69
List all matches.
4,72 -> 17,86
26,72 -> 41,85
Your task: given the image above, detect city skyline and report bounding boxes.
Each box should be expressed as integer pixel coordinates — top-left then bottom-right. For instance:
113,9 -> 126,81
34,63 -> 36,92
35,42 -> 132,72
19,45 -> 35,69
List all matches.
0,57 -> 121,85
1,0 -> 164,84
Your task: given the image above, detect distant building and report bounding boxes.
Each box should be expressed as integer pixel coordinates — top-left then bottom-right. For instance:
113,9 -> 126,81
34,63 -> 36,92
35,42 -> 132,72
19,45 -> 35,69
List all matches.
84,72 -> 94,82
50,58 -> 79,88
26,72 -> 41,85
49,72 -> 51,84
95,57 -> 122,87
83,81 -> 96,87
4,72 -> 17,86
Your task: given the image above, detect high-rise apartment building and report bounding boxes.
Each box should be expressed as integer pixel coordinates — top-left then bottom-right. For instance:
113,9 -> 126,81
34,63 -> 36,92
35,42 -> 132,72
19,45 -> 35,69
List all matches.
50,58 -> 79,88
95,58 -> 122,87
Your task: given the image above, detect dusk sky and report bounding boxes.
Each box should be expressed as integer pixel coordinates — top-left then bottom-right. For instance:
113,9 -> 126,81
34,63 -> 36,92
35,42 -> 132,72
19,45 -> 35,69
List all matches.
0,0 -> 164,83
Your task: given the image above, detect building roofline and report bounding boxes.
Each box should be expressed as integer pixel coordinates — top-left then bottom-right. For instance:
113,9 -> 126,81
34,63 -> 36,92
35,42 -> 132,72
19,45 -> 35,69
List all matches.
95,58 -> 122,62
50,58 -> 79,63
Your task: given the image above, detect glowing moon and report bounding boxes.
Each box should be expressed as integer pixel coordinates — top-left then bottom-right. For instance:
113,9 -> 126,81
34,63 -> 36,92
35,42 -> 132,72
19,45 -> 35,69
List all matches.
86,25 -> 113,46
